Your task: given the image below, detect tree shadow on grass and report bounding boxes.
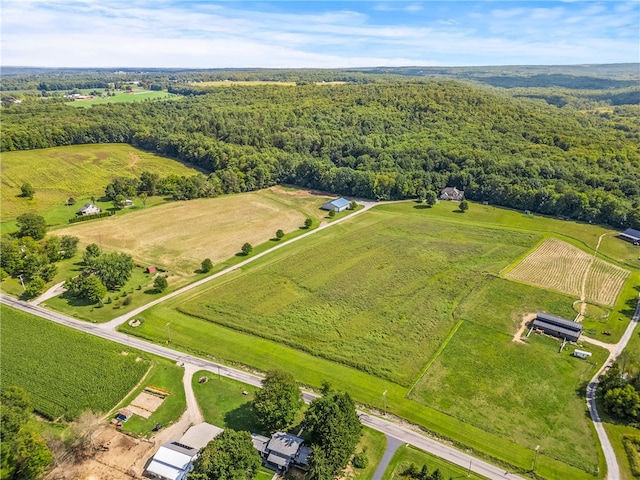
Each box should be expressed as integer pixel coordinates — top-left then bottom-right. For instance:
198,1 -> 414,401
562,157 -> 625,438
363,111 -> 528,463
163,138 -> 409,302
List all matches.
413,205 -> 431,210
224,403 -> 263,434
453,209 -> 466,214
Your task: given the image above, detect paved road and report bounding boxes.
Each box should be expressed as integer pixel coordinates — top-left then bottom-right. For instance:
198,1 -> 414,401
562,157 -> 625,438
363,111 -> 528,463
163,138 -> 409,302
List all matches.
1,294 -> 525,480
371,436 -> 404,480
585,292 -> 640,480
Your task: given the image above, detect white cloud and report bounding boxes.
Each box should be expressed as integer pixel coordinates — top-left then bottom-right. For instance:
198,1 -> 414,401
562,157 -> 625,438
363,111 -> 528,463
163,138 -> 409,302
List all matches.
1,0 -> 638,67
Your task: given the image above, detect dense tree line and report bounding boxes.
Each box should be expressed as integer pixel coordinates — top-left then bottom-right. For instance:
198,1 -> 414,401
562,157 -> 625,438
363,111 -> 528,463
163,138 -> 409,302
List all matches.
2,81 -> 639,229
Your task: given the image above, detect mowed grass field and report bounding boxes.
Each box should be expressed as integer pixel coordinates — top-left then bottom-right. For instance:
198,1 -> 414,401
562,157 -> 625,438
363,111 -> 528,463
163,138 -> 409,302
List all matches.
0,304 -> 150,420
54,187 -> 331,275
67,88 -> 175,108
505,237 -> 629,306
178,209 -> 539,385
0,143 -> 200,226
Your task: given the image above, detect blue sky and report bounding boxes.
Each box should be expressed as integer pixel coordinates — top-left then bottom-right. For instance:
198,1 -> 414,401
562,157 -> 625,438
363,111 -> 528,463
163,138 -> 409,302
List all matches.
2,1 -> 639,68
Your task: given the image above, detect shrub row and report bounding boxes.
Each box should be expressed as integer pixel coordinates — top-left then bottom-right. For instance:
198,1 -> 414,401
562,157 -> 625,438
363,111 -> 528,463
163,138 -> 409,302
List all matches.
68,211 -> 114,223
623,435 -> 640,477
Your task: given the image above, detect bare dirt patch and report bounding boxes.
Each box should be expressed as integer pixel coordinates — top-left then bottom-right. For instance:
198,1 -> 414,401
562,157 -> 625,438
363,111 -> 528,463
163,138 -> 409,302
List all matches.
127,152 -> 140,168
513,313 -> 537,343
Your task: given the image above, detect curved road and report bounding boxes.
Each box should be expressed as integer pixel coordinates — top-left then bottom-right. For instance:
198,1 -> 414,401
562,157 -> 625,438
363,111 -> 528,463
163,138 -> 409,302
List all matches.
1,294 -> 524,480
585,292 -> 640,480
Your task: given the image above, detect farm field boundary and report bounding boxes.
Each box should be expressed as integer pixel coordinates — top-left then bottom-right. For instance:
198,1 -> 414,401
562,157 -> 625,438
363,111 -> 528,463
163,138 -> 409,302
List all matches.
407,319 -> 464,396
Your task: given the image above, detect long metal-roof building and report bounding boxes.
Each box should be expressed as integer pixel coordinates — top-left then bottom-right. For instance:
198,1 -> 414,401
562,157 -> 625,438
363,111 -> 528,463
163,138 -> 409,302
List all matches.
620,228 -> 640,245
532,312 -> 583,342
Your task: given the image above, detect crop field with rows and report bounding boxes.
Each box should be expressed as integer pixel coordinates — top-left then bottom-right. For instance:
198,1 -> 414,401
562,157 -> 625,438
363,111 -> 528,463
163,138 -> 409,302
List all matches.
0,305 -> 149,420
505,237 -> 628,306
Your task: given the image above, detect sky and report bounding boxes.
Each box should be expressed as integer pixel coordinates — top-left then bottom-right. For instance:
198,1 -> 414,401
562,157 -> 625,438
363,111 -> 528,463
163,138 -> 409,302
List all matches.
1,0 -> 639,68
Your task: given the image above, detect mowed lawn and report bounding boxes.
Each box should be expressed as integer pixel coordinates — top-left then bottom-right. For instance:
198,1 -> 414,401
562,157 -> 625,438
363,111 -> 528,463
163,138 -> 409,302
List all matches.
0,304 -> 150,420
410,277 -> 608,474
178,209 -> 539,385
54,187 -> 330,275
0,143 -> 199,225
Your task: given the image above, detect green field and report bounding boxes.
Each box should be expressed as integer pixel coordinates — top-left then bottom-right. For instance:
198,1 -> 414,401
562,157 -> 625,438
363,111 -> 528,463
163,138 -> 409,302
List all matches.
66,87 -> 176,107
192,372 -> 262,433
116,202 -> 633,479
0,304 -> 149,420
382,445 -> 488,480
0,143 -> 200,227
179,209 -> 539,385
117,359 -> 186,436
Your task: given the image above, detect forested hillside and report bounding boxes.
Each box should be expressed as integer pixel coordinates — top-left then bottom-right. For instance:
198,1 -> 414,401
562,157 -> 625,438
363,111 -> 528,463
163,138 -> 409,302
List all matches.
2,80 -> 639,228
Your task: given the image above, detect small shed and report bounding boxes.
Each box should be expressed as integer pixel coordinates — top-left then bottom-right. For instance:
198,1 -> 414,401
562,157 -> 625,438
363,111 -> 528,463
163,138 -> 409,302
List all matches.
322,198 -> 351,212
115,409 -> 133,422
532,312 -> 583,342
619,228 -> 640,245
146,266 -> 157,274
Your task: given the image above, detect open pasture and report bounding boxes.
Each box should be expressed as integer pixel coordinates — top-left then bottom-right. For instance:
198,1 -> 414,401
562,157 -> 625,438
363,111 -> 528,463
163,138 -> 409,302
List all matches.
67,88 -> 175,107
0,304 -> 149,420
505,237 -> 628,306
54,187 -> 329,275
410,276 -> 608,472
0,143 -> 199,225
178,210 -> 538,385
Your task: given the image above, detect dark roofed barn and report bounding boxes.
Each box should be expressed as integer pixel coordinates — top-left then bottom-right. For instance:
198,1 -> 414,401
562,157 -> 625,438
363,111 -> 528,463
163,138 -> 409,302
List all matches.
532,312 -> 583,342
619,228 -> 640,245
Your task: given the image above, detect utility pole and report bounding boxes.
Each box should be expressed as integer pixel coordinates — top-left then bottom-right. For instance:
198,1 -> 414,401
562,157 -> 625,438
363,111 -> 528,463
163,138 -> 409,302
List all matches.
17,274 -> 25,290
383,390 -> 387,416
165,322 -> 171,344
467,459 -> 472,477
532,445 -> 540,473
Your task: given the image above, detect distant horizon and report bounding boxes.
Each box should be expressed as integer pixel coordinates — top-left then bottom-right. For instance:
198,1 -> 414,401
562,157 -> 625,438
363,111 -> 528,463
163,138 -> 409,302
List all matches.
2,62 -> 638,71
2,1 -> 638,69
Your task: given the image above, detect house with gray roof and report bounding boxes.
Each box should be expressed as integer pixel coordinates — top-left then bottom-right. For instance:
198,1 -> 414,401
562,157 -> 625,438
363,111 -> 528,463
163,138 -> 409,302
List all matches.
439,187 -> 464,201
251,432 -> 310,472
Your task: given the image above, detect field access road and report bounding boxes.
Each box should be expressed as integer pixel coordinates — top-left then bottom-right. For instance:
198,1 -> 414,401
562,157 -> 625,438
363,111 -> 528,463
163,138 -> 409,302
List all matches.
99,199 -> 380,330
1,294 -> 525,480
585,292 -> 640,480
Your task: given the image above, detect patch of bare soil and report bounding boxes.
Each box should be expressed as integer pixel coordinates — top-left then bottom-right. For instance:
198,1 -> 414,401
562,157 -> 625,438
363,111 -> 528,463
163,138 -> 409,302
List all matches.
269,185 -> 329,198
513,313 -> 537,344
127,152 -> 140,168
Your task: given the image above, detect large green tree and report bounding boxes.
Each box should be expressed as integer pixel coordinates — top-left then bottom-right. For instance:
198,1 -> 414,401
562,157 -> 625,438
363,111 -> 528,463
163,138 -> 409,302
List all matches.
16,213 -> 47,240
253,370 -> 303,433
189,430 -> 261,480
85,251 -> 134,290
1,387 -> 52,480
303,387 -> 362,479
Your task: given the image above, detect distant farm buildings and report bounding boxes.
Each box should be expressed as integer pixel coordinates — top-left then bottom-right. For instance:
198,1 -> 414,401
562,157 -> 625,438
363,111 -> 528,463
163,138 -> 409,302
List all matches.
439,187 -> 464,201
322,197 -> 351,212
532,312 -> 583,342
76,203 -> 101,216
619,228 -> 640,245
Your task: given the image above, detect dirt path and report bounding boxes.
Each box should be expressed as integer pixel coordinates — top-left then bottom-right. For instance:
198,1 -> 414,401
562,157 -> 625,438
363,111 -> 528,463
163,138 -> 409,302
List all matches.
577,233 -> 609,319
512,313 -> 537,343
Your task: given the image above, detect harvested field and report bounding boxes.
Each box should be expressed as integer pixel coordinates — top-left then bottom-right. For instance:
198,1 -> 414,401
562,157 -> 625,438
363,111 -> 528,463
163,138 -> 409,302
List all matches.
505,238 -> 628,306
54,187 -> 329,275
586,259 -> 629,306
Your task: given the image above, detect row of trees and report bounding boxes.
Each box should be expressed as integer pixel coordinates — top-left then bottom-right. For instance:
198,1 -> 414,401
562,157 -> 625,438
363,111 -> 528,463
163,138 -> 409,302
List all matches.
2,81 -> 639,229
64,244 -> 135,304
1,216 -> 79,298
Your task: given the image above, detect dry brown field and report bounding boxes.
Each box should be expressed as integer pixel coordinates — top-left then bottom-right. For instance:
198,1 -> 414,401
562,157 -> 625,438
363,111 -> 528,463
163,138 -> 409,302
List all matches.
54,187 -> 330,275
505,237 -> 629,306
